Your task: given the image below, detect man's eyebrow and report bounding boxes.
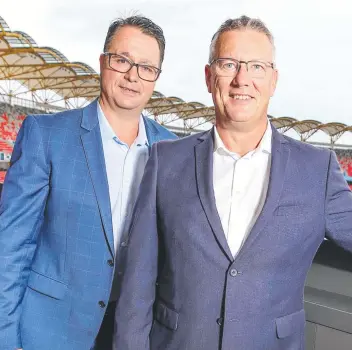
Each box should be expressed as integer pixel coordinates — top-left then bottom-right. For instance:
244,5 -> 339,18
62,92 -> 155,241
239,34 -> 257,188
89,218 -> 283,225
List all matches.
118,51 -> 132,58
139,60 -> 160,68
116,51 -> 157,66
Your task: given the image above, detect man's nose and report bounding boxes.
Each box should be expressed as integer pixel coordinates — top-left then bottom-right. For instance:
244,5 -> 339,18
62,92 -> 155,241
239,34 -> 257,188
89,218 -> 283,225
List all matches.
124,65 -> 139,82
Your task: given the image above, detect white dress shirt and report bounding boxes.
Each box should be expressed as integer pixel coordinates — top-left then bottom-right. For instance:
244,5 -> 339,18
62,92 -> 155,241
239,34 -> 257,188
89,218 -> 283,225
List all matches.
213,123 -> 272,258
97,103 -> 149,300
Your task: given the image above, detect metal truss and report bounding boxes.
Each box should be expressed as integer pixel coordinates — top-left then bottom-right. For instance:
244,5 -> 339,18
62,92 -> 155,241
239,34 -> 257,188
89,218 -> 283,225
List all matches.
1,15 -> 352,138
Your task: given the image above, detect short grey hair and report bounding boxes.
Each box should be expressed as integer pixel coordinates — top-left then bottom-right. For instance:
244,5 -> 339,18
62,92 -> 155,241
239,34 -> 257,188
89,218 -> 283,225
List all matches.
103,15 -> 166,66
209,15 -> 275,63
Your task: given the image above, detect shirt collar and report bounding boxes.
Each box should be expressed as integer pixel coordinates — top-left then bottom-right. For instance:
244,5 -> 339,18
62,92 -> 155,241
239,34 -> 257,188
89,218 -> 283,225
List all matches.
257,120 -> 272,154
97,102 -> 148,147
214,119 -> 272,158
135,116 -> 149,146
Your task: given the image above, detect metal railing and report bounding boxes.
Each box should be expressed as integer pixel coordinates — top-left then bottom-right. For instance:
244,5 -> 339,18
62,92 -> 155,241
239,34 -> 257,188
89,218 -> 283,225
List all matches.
0,94 -> 66,113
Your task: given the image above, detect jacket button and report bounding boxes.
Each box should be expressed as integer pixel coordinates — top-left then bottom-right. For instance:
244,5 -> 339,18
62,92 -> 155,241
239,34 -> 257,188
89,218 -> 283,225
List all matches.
216,317 -> 223,326
98,301 -> 106,308
230,268 -> 238,277
107,259 -> 114,267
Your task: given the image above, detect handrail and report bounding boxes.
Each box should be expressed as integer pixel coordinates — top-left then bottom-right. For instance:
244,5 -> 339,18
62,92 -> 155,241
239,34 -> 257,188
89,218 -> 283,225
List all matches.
0,94 -> 66,113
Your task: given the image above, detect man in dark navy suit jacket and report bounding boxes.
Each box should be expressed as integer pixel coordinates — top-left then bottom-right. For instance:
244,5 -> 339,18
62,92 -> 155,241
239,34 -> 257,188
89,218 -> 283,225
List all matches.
115,15 -> 352,350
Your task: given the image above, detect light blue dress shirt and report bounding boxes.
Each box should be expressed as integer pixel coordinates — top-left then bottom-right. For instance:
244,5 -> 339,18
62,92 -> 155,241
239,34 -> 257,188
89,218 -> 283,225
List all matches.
97,103 -> 149,301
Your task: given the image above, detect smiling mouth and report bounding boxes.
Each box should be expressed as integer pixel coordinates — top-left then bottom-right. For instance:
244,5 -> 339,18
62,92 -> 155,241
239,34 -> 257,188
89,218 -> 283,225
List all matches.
120,86 -> 139,94
229,94 -> 252,100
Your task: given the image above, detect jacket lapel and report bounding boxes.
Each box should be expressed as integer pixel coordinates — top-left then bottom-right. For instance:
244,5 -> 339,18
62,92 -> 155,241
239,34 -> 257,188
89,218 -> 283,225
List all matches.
236,125 -> 290,257
80,100 -> 114,257
195,129 -> 233,262
143,115 -> 159,147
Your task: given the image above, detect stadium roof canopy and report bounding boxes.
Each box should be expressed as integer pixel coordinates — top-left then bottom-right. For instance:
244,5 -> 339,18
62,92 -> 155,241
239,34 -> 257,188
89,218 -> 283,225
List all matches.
0,15 -> 352,142
0,15 -> 100,108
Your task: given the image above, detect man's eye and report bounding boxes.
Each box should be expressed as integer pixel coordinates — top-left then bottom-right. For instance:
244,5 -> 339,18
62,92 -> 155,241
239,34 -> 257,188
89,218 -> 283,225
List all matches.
141,66 -> 154,73
252,64 -> 265,71
114,58 -> 128,64
223,62 -> 236,69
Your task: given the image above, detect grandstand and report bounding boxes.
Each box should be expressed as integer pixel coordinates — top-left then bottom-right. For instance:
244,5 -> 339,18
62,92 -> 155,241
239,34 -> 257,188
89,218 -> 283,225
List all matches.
335,149 -> 352,187
1,14 -> 352,189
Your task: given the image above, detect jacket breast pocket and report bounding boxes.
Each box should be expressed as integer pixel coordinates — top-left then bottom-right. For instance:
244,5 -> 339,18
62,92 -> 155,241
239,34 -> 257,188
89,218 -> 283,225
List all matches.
274,204 -> 310,221
27,269 -> 68,300
276,309 -> 305,339
154,300 -> 179,331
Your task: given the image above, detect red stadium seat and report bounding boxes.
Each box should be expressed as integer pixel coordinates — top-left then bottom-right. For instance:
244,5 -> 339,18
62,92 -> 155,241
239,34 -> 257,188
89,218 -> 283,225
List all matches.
0,171 -> 5,184
0,109 -> 352,189
0,112 -> 25,142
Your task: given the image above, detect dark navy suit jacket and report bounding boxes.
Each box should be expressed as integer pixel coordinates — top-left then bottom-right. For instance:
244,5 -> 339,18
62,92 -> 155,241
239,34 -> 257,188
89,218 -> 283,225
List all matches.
115,125 -> 352,350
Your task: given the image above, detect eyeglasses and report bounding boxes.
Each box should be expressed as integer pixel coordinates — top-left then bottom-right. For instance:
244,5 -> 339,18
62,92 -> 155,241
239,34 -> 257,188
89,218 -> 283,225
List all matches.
103,53 -> 162,82
210,58 -> 275,79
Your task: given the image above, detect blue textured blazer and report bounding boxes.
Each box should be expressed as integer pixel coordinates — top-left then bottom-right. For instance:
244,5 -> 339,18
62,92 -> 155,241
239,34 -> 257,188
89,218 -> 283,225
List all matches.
0,99 -> 176,350
115,125 -> 352,350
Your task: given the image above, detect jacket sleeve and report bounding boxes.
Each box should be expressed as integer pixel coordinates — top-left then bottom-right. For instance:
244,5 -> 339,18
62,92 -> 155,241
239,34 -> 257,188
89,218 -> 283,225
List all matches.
114,142 -> 159,350
0,115 -> 50,349
325,150 -> 352,251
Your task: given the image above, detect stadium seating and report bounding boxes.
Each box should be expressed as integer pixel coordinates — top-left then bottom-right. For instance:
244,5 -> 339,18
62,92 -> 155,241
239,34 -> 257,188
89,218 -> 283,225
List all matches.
0,112 -> 25,142
0,171 -> 5,184
0,104 -> 29,182
0,102 -> 352,188
0,140 -> 13,152
334,149 -> 352,189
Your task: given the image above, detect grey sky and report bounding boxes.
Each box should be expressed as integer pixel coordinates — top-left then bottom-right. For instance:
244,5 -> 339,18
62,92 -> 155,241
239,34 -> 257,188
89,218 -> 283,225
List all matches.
2,0 -> 352,142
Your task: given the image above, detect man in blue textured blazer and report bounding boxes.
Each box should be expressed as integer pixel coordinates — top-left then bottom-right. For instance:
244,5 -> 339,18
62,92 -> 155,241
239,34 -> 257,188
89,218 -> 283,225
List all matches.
0,16 -> 176,350
115,15 -> 352,350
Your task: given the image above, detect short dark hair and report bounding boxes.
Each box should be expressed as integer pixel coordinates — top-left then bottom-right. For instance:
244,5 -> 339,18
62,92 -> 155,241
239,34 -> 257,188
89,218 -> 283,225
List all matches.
209,15 -> 275,63
103,15 -> 165,66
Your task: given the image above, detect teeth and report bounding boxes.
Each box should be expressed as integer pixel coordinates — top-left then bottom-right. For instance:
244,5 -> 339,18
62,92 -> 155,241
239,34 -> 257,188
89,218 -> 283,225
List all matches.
232,94 -> 250,100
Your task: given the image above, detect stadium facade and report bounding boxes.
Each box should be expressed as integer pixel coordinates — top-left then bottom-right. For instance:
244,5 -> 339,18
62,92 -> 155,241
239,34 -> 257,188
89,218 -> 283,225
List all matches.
1,14 -> 352,188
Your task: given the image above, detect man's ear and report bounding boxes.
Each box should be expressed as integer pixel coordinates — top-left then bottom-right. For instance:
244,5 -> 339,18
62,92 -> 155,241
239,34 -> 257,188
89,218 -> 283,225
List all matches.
270,69 -> 278,97
99,54 -> 105,74
205,64 -> 212,93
